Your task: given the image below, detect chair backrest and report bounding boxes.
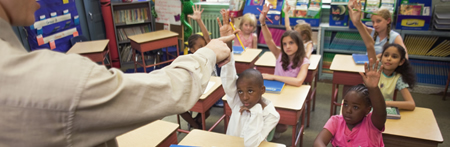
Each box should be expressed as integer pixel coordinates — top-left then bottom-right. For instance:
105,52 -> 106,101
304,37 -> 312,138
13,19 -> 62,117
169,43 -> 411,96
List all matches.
70,36 -> 89,46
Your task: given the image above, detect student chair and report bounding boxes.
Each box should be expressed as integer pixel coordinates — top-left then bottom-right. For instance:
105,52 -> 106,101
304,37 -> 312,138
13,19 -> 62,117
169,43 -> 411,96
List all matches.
70,35 -> 89,46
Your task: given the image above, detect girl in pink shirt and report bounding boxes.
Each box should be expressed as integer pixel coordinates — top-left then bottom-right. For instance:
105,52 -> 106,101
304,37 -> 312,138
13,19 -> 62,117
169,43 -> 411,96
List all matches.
314,1 -> 387,145
314,60 -> 387,147
233,13 -> 258,49
259,4 -> 310,138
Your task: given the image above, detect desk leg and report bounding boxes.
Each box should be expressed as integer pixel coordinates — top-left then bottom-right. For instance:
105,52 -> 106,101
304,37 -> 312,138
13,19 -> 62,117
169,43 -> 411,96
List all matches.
313,71 -> 318,111
306,89 -> 312,127
133,49 -> 137,72
330,84 -> 339,116
201,112 -> 206,130
141,51 -> 147,73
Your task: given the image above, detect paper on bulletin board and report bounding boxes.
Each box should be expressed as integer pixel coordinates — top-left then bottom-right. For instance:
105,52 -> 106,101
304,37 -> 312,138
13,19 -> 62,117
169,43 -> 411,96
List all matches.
155,0 -> 181,25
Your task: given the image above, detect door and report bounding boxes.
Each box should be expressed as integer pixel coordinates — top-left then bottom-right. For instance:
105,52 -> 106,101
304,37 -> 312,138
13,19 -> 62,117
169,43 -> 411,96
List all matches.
83,0 -> 106,40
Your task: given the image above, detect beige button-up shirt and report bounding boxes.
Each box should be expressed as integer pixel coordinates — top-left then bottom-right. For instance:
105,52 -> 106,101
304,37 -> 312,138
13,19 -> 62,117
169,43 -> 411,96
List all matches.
0,18 -> 216,147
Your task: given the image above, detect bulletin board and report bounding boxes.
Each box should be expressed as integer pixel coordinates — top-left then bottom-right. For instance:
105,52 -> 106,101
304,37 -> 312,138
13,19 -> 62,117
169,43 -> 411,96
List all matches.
25,0 -> 83,53
155,0 -> 182,25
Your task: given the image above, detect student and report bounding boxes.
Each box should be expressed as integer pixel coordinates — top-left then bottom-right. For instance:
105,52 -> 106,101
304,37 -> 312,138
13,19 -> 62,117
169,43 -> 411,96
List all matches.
0,0 -> 234,146
348,0 -> 409,59
233,13 -> 258,49
180,4 -> 214,129
186,4 -> 211,53
221,53 -> 280,147
314,59 -> 387,147
283,2 -> 314,58
349,0 -> 416,110
259,4 -> 310,137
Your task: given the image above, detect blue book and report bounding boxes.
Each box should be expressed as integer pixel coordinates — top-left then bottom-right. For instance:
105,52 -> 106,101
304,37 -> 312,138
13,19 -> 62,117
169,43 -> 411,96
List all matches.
233,46 -> 245,54
264,80 -> 285,93
352,54 -> 369,65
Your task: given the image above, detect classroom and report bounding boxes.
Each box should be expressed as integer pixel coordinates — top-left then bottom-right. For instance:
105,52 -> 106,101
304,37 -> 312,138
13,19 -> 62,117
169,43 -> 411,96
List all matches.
3,0 -> 450,146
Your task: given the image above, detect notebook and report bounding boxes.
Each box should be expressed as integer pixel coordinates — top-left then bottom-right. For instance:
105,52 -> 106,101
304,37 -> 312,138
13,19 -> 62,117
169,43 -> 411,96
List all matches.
264,80 -> 285,93
352,54 -> 369,65
233,46 -> 245,54
386,107 -> 401,119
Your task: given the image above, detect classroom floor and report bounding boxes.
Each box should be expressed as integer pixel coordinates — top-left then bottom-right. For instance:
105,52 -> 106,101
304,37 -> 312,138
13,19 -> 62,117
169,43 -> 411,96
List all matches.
162,81 -> 450,147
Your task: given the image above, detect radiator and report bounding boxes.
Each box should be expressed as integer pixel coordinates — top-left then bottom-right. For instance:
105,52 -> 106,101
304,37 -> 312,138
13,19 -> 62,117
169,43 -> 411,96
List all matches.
191,12 -> 223,39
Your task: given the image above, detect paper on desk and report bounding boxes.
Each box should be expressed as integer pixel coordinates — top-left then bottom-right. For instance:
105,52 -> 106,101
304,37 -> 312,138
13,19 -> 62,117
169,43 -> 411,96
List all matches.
203,81 -> 215,94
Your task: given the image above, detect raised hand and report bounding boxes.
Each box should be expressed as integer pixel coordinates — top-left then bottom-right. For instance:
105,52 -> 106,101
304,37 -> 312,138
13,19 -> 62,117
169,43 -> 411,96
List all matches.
359,58 -> 383,89
187,4 -> 204,21
259,4 -> 270,24
216,9 -> 234,37
348,0 -> 362,22
283,2 -> 292,16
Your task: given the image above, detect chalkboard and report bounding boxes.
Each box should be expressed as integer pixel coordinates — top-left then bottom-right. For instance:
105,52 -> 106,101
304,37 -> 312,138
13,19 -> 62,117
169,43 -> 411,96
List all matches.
155,0 -> 182,25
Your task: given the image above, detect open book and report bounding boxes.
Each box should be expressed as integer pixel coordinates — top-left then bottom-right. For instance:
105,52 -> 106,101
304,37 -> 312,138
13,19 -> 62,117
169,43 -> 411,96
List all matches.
264,80 -> 285,94
386,107 -> 401,119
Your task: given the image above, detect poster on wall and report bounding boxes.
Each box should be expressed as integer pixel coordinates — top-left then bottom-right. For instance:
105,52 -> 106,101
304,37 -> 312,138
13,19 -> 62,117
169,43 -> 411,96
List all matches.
155,0 -> 182,25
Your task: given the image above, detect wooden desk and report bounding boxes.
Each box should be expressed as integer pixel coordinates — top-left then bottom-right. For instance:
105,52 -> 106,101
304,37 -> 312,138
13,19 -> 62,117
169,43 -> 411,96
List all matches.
255,52 -> 322,127
223,85 -> 311,147
179,129 -> 286,147
116,120 -> 179,147
329,54 -> 364,116
234,48 -> 262,73
128,30 -> 179,73
383,107 -> 443,147
177,76 -> 225,133
67,39 -> 111,66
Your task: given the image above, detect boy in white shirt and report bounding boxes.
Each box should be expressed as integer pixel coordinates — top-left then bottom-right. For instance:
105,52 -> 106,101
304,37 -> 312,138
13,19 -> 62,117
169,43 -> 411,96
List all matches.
221,53 -> 281,147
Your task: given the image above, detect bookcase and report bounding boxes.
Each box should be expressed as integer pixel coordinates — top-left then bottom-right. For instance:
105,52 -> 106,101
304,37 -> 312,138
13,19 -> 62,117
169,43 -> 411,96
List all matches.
111,1 -> 154,67
318,25 -> 450,87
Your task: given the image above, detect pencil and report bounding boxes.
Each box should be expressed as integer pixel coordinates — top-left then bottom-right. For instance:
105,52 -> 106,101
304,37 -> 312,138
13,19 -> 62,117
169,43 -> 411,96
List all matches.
229,20 -> 246,52
256,8 -> 274,24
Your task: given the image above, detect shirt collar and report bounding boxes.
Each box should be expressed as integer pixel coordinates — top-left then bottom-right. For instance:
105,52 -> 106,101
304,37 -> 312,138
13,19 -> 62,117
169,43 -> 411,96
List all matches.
0,18 -> 27,50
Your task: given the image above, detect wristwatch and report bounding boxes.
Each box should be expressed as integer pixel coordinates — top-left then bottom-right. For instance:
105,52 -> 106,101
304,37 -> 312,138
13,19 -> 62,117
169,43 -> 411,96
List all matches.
261,24 -> 266,26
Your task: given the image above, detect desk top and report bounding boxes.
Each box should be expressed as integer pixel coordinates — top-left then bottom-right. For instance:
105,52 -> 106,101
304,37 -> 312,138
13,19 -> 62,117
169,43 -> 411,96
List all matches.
384,107 -> 443,142
308,55 -> 321,70
330,54 -> 364,73
222,85 -> 310,111
179,129 -> 286,147
128,30 -> 178,44
200,76 -> 222,100
234,48 -> 262,63
116,120 -> 179,147
66,40 -> 109,54
254,52 -> 321,70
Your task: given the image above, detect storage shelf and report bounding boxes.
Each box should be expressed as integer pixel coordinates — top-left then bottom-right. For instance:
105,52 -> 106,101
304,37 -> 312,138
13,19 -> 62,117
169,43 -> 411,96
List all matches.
118,40 -> 130,44
257,44 -> 268,49
115,21 -> 152,27
401,30 -> 450,37
409,55 -> 450,62
323,49 -> 365,54
257,24 -> 320,31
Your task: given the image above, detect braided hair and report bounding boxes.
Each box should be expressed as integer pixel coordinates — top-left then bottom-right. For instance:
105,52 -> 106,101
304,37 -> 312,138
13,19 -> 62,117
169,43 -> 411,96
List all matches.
372,9 -> 392,46
347,84 -> 371,106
